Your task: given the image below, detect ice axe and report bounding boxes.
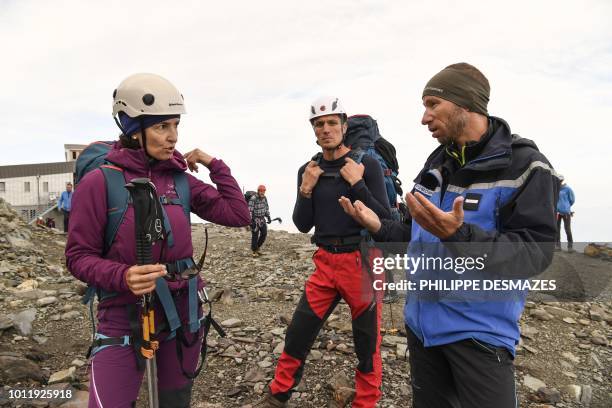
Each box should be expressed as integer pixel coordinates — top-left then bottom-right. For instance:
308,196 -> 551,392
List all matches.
267,217 -> 282,224
125,178 -> 165,408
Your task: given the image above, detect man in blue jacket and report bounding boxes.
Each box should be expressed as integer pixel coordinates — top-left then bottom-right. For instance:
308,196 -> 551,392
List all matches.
340,63 -> 560,408
556,178 -> 575,251
57,182 -> 73,232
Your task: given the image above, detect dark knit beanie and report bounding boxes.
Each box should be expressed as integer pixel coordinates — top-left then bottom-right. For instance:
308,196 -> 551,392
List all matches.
422,64 -> 490,115
118,112 -> 180,136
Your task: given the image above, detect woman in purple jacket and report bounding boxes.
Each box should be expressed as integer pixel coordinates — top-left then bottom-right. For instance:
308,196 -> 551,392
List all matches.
65,73 -> 250,407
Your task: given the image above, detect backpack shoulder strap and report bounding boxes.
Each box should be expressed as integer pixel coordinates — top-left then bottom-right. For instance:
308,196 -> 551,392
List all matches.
172,172 -> 191,222
311,152 -> 323,165
100,165 -> 129,255
348,148 -> 365,164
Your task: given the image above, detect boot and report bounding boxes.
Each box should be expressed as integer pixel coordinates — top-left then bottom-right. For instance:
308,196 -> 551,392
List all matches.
328,386 -> 355,408
251,389 -> 287,407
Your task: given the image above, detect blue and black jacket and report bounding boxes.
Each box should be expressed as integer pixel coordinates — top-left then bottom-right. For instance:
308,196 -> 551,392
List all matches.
374,116 -> 561,355
557,185 -> 575,215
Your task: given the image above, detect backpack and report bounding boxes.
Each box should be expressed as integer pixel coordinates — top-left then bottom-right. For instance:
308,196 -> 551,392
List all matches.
74,141 -> 191,255
74,142 -> 223,377
244,190 -> 257,203
345,115 -> 403,212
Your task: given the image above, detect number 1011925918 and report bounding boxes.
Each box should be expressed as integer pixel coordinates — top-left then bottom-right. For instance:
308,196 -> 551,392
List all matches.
8,389 -> 73,399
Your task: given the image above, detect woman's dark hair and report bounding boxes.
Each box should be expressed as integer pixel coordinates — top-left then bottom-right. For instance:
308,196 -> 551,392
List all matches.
119,133 -> 140,149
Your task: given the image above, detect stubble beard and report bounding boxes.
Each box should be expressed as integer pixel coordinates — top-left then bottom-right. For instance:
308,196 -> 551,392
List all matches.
438,107 -> 467,146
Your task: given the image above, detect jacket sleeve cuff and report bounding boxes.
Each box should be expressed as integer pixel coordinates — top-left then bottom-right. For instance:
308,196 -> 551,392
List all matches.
207,158 -> 221,171
116,265 -> 131,293
442,223 -> 472,242
349,179 -> 366,196
371,219 -> 391,241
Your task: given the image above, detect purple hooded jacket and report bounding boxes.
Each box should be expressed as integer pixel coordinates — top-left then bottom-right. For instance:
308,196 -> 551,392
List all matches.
65,144 -> 250,308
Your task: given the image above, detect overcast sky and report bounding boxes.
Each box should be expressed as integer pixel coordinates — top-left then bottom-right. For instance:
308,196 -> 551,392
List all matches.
1,0 -> 611,241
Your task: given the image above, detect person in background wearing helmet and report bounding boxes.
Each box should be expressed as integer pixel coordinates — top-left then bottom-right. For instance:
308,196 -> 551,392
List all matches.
249,184 -> 271,256
252,97 -> 391,408
340,63 -> 560,408
65,73 -> 250,407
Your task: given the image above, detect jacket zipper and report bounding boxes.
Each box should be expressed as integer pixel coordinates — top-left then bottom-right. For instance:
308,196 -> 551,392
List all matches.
495,194 -> 501,231
463,151 -> 510,168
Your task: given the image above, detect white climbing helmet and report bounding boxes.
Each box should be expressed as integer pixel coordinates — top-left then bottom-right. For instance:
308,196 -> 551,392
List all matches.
112,73 -> 186,118
308,96 -> 347,122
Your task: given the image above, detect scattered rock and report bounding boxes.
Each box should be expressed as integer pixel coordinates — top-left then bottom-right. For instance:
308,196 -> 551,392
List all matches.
0,353 -> 46,383
520,325 -> 538,339
37,296 -> 59,306
396,343 -> 408,360
590,334 -> 609,346
560,384 -> 582,402
536,387 -> 561,403
308,350 -> 323,361
0,314 -> 13,330
244,367 -> 266,383
580,385 -> 592,406
543,305 -> 579,320
257,361 -> 273,369
221,318 -> 243,328
273,341 -> 285,356
382,335 -> 406,346
12,308 -> 36,335
48,367 -> 76,384
523,374 -> 546,392
530,309 -> 553,321
561,351 -> 580,364
58,390 -> 89,407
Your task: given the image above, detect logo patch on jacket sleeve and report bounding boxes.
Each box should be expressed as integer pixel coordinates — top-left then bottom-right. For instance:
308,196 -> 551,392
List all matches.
463,193 -> 482,211
414,183 -> 434,197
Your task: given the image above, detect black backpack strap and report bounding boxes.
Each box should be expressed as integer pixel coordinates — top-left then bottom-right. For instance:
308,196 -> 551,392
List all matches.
348,148 -> 365,164
311,152 -> 323,165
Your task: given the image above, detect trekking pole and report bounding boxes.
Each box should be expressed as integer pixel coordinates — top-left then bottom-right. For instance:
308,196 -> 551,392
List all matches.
125,178 -> 165,408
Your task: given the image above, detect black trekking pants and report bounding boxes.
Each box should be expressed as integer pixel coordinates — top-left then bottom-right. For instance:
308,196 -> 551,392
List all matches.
406,327 -> 517,408
62,209 -> 70,233
556,213 -> 573,248
251,220 -> 267,251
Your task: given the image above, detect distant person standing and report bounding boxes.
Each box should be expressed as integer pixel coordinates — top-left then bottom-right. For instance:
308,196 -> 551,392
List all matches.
57,182 -> 73,232
249,184 -> 271,256
556,178 -> 575,250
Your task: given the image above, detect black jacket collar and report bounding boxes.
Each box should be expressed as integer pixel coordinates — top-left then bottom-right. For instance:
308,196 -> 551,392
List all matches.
415,116 -> 516,184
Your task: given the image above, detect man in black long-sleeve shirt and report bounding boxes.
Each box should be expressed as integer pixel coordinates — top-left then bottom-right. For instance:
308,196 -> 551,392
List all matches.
253,96 -> 390,408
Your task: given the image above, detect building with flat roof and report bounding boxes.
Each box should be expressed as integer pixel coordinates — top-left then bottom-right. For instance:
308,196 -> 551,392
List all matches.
0,144 -> 85,223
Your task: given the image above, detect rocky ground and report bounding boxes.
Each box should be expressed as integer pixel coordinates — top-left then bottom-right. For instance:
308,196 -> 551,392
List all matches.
0,198 -> 610,407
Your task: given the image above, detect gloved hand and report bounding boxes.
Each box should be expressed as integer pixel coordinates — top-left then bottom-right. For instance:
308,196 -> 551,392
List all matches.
266,215 -> 272,224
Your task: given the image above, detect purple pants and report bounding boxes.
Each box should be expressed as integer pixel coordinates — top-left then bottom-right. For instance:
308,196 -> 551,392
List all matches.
88,296 -> 203,407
